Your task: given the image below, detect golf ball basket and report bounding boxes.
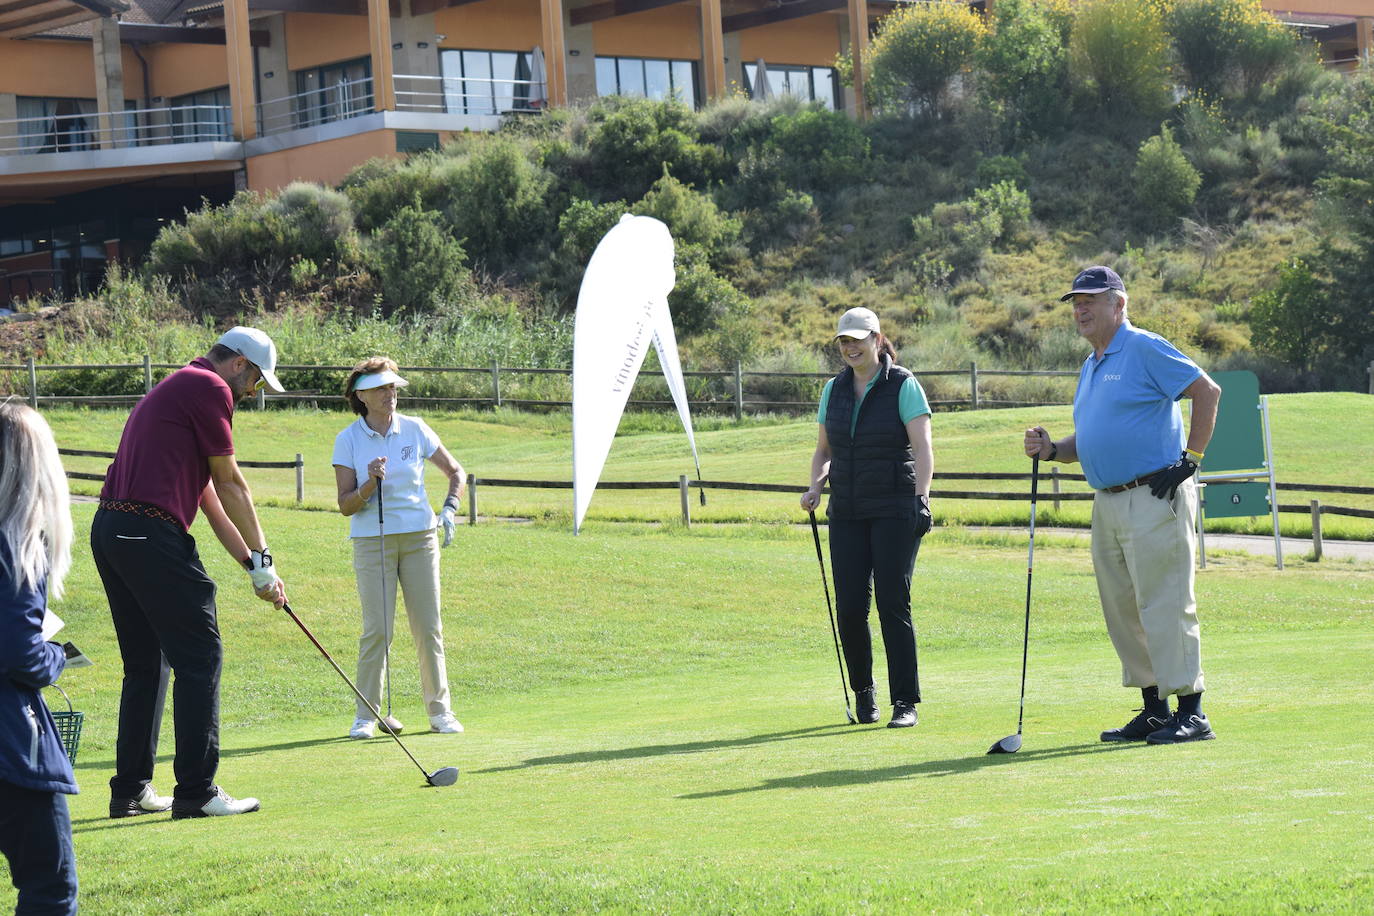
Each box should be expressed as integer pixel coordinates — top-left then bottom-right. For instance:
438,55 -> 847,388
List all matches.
46,683 -> 84,765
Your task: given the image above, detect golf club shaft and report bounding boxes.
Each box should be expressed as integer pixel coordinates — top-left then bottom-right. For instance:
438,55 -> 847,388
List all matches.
377,480 -> 392,719
281,602 -> 434,782
1016,456 -> 1040,736
809,510 -> 853,722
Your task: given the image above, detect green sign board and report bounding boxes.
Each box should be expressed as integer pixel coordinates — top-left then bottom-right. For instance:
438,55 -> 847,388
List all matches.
1200,370 -> 1263,473
1201,481 -> 1271,519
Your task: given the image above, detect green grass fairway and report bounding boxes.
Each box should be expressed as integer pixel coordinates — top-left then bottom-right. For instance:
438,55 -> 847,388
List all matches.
9,506 -> 1373,913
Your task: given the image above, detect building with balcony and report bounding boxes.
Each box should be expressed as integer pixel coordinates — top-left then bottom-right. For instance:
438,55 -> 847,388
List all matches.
1,0 -> 1370,306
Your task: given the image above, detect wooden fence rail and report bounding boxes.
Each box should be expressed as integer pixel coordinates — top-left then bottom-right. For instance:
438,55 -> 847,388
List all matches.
3,357 -> 1080,414
60,448 -> 306,503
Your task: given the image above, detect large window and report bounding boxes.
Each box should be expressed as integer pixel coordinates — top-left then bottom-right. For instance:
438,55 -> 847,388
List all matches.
595,56 -> 697,108
15,98 -> 97,152
294,58 -> 373,129
440,49 -> 539,115
743,63 -> 838,109
169,87 -> 231,142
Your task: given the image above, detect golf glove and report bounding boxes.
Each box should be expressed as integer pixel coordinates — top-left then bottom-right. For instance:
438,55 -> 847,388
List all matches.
915,494 -> 932,538
1149,452 -> 1199,501
440,503 -> 458,548
245,546 -> 280,591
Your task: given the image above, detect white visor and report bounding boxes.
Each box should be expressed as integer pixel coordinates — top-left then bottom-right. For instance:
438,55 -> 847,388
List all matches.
352,370 -> 409,391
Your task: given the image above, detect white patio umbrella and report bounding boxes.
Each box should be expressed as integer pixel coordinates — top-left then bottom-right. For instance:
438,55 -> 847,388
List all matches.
528,46 -> 547,109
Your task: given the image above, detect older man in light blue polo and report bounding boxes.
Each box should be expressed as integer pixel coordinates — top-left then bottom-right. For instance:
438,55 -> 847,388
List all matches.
1022,266 -> 1222,745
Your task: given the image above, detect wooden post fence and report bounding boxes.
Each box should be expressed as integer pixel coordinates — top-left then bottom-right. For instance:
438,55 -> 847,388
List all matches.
1311,499 -> 1323,560
27,357 -> 37,408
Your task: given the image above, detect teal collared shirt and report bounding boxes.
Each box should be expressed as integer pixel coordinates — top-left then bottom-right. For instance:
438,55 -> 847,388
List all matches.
818,373 -> 931,435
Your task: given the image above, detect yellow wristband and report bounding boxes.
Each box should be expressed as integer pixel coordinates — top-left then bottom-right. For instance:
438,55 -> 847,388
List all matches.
1185,448 -> 1204,461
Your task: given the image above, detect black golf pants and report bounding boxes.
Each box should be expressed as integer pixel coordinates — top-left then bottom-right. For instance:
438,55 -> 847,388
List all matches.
827,515 -> 921,706
91,508 -> 222,802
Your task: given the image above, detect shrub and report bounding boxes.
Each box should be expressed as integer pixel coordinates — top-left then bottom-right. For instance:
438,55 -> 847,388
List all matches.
762,107 -> 871,192
971,180 -> 1033,242
373,203 -> 475,318
1069,0 -> 1172,124
669,243 -> 752,337
440,137 -> 556,279
634,172 -> 741,267
1248,257 -> 1324,371
1133,126 -> 1202,231
865,0 -> 987,116
545,198 -> 630,308
582,96 -> 722,201
975,154 -> 1027,189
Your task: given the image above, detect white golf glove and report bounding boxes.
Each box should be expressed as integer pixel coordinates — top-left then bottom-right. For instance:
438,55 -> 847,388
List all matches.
439,501 -> 458,548
245,546 -> 280,591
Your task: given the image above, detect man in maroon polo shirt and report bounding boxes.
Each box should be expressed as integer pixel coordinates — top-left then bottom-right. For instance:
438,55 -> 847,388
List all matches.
92,326 -> 289,820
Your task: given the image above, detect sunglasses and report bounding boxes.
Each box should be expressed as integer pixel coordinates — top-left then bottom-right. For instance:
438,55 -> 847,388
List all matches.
233,350 -> 267,393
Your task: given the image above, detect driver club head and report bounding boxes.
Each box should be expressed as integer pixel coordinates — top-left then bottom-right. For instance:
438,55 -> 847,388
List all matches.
987,733 -> 1022,755
426,766 -> 460,787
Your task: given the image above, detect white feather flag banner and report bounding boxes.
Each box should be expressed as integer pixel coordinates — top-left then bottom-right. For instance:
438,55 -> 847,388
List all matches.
572,215 -> 702,534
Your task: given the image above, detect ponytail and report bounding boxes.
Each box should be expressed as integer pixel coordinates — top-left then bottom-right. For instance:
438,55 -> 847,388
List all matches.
874,332 -> 897,363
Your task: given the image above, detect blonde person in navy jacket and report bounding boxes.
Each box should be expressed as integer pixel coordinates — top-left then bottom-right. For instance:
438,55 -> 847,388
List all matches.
0,402 -> 78,915
333,357 -> 466,740
801,309 -> 934,729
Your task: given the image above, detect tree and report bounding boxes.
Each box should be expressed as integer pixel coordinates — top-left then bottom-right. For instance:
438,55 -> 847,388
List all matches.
1069,0 -> 1172,123
1133,126 -> 1202,231
1247,258 -> 1324,371
976,0 -> 1072,138
865,0 -> 987,116
1168,0 -> 1299,100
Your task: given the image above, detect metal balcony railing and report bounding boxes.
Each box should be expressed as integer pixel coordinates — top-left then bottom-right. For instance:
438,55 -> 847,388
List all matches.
256,76 -> 376,136
393,73 -> 543,117
0,104 -> 232,155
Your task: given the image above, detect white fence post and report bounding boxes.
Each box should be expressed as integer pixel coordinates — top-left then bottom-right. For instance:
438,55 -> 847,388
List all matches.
26,357 -> 37,409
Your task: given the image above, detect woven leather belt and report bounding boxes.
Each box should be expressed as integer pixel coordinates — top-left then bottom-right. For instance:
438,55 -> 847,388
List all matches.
98,498 -> 180,527
1101,469 -> 1168,494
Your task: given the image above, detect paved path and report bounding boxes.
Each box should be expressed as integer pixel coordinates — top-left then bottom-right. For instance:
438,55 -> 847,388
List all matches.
974,526 -> 1374,563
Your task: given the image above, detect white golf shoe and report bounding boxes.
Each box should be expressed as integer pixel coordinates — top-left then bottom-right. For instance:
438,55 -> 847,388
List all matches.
349,717 -> 376,739
429,712 -> 464,734
170,786 -> 260,819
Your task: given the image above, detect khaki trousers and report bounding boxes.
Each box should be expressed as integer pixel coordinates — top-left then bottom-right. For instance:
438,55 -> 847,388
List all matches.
351,529 -> 451,718
1090,477 -> 1205,697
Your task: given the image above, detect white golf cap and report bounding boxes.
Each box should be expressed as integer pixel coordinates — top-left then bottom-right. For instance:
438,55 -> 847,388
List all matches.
216,326 -> 284,393
835,307 -> 880,340
352,370 -> 409,391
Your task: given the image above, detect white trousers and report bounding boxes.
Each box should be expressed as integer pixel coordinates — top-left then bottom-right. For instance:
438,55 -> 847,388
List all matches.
1090,477 -> 1205,697
351,528 -> 452,718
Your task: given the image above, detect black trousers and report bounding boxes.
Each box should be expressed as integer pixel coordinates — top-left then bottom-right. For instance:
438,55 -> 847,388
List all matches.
0,780 -> 77,915
828,515 -> 922,705
91,508 -> 222,801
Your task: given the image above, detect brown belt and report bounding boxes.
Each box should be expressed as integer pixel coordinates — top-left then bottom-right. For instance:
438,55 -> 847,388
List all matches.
1101,469 -> 1168,494
98,498 -> 180,527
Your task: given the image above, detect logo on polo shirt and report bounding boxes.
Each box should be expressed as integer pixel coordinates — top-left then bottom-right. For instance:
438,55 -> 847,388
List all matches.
1103,374 -> 1122,381
401,445 -> 415,461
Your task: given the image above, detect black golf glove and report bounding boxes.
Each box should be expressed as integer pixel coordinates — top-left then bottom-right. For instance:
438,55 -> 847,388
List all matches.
1148,451 -> 1198,500
915,494 -> 932,537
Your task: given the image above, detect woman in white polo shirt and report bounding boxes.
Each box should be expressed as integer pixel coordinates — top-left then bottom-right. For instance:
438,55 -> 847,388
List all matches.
332,357 -> 466,739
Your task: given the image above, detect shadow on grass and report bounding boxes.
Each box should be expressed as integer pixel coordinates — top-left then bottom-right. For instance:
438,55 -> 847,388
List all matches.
679,740 -> 1138,799
474,724 -> 851,773
71,734 -> 351,777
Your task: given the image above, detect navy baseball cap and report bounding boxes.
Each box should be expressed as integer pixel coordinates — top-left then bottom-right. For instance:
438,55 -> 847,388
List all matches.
1059,266 -> 1125,301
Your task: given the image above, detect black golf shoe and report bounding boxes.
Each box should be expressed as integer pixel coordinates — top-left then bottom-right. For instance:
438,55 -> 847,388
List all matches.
109,784 -> 173,819
1146,712 -> 1216,745
887,701 -> 918,728
854,686 -> 880,724
1100,709 -> 1172,742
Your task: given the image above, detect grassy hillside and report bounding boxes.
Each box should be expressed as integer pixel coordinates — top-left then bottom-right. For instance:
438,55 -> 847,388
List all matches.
46,390 -> 1374,540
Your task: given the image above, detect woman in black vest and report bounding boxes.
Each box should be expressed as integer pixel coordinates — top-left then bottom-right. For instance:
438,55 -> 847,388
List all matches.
800,308 -> 933,727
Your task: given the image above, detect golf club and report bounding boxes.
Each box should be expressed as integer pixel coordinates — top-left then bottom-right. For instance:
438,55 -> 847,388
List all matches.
809,510 -> 857,725
377,478 -> 394,728
988,455 -> 1040,755
282,602 -> 458,787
